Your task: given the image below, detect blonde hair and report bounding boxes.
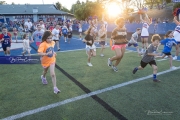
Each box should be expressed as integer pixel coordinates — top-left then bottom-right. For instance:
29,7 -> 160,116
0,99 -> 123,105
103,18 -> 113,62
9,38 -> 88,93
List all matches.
151,34 -> 161,42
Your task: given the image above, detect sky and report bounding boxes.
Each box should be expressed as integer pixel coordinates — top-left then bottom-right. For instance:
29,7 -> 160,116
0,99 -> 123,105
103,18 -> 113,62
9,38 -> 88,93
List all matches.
4,0 -> 93,10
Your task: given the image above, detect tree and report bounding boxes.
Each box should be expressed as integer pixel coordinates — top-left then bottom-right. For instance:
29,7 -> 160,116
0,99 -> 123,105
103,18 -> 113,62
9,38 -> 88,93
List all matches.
0,1 -> 6,5
55,2 -> 63,10
61,6 -> 70,13
133,0 -> 145,9
72,0 -> 104,20
12,2 -> 15,5
173,3 -> 180,11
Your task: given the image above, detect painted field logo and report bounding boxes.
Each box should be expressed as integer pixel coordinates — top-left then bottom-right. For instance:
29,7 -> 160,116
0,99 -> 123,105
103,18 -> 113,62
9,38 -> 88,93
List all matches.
145,110 -> 173,115
0,56 -> 41,64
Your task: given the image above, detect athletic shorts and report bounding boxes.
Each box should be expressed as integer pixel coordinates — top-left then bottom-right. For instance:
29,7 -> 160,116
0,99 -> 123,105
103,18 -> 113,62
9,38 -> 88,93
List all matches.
2,45 -> 11,51
111,44 -> 127,50
68,35 -> 72,38
163,52 -> 171,55
141,36 -> 148,38
128,43 -> 138,47
99,41 -> 105,46
140,60 -> 157,68
63,34 -> 67,37
86,44 -> 96,52
42,62 -> 55,68
53,39 -> 59,42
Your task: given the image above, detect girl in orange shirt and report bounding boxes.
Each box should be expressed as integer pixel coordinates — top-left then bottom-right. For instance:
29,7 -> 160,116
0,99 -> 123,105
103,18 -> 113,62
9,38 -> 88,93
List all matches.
38,30 -> 60,94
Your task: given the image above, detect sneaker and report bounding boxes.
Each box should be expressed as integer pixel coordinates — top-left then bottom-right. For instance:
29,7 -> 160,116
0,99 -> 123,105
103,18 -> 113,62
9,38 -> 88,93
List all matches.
87,62 -> 93,66
108,58 -> 112,66
173,56 -> 177,60
164,56 -> 168,59
58,48 -> 61,51
132,67 -> 138,74
170,66 -> 177,70
153,78 -> 161,82
54,87 -> 61,94
41,75 -> 48,84
112,65 -> 118,72
100,54 -> 104,57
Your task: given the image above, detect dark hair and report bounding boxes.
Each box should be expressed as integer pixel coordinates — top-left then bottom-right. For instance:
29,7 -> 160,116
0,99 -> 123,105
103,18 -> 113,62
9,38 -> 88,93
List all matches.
37,24 -> 40,27
23,33 -> 28,39
136,28 -> 141,31
151,34 -> 161,42
42,30 -> 52,42
39,20 -> 43,22
2,27 -> 7,30
115,17 -> 125,28
165,30 -> 173,38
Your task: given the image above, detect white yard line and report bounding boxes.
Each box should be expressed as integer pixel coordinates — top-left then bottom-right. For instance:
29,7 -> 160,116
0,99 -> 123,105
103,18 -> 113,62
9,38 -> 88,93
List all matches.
2,66 -> 180,120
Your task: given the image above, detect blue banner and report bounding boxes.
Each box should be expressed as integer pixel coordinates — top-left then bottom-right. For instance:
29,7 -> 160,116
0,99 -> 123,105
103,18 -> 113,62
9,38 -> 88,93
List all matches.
173,0 -> 180,2
0,56 -> 41,64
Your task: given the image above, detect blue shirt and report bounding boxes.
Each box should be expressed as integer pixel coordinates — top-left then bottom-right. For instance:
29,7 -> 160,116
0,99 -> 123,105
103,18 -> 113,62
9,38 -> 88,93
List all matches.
161,38 -> 177,53
1,33 -> 11,46
62,28 -> 68,34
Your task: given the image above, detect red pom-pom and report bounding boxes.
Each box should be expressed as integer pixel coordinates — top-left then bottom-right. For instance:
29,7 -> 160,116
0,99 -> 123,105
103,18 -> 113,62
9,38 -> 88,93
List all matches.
173,8 -> 179,17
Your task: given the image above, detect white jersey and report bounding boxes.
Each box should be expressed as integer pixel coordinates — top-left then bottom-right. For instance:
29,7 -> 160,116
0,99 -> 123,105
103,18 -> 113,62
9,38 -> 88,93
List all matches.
141,22 -> 149,36
173,25 -> 180,42
52,29 -> 60,40
22,39 -> 31,51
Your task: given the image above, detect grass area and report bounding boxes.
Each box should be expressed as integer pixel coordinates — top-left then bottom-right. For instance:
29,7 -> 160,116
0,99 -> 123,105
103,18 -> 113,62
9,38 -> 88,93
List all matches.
0,48 -> 180,120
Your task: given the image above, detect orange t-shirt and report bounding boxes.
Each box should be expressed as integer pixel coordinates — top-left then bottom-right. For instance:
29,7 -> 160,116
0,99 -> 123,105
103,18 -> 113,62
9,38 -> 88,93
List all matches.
38,41 -> 56,67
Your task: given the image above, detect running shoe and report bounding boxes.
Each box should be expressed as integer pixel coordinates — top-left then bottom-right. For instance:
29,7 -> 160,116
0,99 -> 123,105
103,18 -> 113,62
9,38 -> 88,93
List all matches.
173,56 -> 177,60
153,79 -> 161,82
112,65 -> 118,72
170,66 -> 177,70
41,75 -> 48,85
108,58 -> 112,66
132,67 -> 138,74
54,87 -> 61,94
87,62 -> 93,66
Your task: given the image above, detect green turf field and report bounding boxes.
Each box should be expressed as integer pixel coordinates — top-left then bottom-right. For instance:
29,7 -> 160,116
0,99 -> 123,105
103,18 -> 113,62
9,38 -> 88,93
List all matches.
0,47 -> 180,120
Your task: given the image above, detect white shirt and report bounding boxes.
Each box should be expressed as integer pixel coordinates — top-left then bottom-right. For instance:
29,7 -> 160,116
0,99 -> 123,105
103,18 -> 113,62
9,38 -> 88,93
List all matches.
173,25 -> 180,42
40,24 -> 45,32
52,29 -> 60,40
141,22 -> 149,36
24,21 -> 32,30
23,39 -> 31,50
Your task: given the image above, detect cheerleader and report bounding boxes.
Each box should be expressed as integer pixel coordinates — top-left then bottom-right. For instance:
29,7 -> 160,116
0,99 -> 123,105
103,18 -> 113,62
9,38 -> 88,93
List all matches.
140,12 -> 152,53
173,16 -> 180,60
